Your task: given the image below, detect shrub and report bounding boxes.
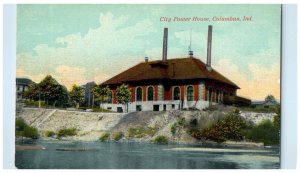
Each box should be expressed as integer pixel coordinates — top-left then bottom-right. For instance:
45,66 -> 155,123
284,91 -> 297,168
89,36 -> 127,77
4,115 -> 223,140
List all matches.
23,126 -> 39,139
190,111 -> 249,143
154,135 -> 168,144
99,133 -> 110,142
113,132 -> 123,141
57,128 -> 77,138
170,123 -> 177,134
15,118 -> 39,139
177,117 -> 186,126
15,118 -> 27,131
24,100 -> 46,107
246,120 -> 279,145
45,131 -> 56,137
128,126 -> 156,138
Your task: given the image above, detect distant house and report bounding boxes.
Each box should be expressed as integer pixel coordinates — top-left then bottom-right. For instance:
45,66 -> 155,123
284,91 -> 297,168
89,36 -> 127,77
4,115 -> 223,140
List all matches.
16,78 -> 33,100
251,99 -> 278,108
81,81 -> 96,107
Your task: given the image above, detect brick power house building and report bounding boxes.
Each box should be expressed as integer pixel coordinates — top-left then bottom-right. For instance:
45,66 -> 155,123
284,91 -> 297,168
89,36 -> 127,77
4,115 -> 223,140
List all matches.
101,26 -> 247,112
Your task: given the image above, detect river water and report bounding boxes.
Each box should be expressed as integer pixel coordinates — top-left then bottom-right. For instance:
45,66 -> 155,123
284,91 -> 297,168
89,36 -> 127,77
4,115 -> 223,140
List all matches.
15,140 -> 280,169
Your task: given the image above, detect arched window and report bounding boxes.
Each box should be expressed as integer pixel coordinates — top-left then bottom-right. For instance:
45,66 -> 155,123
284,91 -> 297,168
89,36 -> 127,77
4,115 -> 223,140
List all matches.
216,89 -> 219,103
208,88 -> 213,102
147,86 -> 154,101
136,87 -> 142,101
173,87 -> 180,100
107,91 -> 113,103
187,86 -> 194,101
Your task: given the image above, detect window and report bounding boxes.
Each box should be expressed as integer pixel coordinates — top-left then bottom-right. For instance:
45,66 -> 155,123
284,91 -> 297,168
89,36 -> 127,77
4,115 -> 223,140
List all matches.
136,105 -> 142,111
153,105 -> 159,111
216,89 -> 219,103
147,86 -> 154,101
208,88 -> 213,102
173,87 -> 180,100
107,91 -> 113,103
187,86 -> 194,101
136,87 -> 142,101
222,91 -> 226,101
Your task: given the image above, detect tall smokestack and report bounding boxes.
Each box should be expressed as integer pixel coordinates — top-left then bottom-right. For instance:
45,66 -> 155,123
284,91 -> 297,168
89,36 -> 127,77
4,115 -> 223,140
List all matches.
162,28 -> 168,61
206,25 -> 212,70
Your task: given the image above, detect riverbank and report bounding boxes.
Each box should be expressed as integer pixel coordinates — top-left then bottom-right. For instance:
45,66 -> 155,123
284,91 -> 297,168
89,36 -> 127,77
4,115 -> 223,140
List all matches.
17,108 -> 276,146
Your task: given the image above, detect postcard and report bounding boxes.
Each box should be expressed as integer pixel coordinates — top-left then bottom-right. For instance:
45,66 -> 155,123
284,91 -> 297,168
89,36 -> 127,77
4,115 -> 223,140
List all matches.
15,4 -> 281,169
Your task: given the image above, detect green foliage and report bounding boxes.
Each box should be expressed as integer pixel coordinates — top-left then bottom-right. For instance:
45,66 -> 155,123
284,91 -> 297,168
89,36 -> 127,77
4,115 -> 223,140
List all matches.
69,84 -> 85,108
23,75 -> 69,107
99,133 -> 110,142
170,123 -> 177,134
57,128 -> 77,138
15,118 -> 27,131
24,100 -> 46,107
112,132 -> 123,141
246,120 -> 279,145
239,106 -> 277,113
265,95 -> 276,102
273,104 -> 281,130
190,112 -> 249,143
92,107 -> 112,112
177,117 -> 186,126
92,85 -> 110,108
128,126 -> 156,138
45,131 -> 56,137
15,118 -> 39,139
116,84 -> 131,112
154,135 -> 168,144
23,126 -> 39,139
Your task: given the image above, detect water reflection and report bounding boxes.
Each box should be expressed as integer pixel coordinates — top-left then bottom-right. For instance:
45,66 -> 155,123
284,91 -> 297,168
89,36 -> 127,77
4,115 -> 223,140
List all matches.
15,140 -> 280,169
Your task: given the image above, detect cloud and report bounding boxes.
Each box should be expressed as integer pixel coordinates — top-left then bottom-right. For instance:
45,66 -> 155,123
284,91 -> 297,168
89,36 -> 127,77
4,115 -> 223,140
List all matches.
17,12 -> 157,88
214,59 -> 280,100
53,65 -> 87,89
16,68 -> 25,76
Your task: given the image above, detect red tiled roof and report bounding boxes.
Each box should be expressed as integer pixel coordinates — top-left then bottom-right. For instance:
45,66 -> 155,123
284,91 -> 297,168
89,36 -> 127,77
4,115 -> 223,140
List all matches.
101,57 -> 239,89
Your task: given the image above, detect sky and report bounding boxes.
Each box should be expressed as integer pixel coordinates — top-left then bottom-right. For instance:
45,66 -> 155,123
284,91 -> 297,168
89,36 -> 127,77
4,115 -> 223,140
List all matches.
16,4 -> 281,100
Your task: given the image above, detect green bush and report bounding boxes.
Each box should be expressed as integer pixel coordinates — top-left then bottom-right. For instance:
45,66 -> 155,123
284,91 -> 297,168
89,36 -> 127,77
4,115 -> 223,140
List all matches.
15,118 -> 39,139
190,111 -> 249,143
92,108 -> 111,112
154,135 -> 168,144
23,126 -> 39,139
99,133 -> 110,142
128,126 -> 156,138
246,120 -> 279,145
24,100 -> 46,107
45,131 -> 56,137
57,128 -> 77,138
112,132 -> 123,141
15,118 -> 27,131
177,117 -> 186,126
170,123 -> 177,134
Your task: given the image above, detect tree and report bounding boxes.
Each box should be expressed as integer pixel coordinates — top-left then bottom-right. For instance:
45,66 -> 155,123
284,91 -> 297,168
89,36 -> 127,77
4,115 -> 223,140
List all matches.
69,84 -> 84,109
116,84 -> 131,112
23,82 -> 39,100
273,104 -> 281,130
92,85 -> 110,109
265,95 -> 276,102
23,75 -> 69,107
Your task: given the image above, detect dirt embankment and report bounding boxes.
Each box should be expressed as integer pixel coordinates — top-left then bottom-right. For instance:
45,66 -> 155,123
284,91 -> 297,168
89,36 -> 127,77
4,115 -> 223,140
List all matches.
17,108 -> 274,146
